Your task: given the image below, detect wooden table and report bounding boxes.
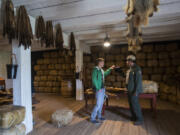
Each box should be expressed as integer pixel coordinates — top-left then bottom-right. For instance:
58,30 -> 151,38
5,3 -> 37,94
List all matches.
84,89 -> 157,118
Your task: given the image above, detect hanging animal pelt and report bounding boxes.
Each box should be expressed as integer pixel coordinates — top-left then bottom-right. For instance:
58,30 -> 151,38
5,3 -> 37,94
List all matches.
16,6 -> 33,49
125,0 -> 160,26
0,0 -> 5,23
55,24 -> 64,49
45,21 -> 54,48
126,15 -> 142,53
70,32 -> 76,51
35,16 -> 46,46
2,0 -> 16,43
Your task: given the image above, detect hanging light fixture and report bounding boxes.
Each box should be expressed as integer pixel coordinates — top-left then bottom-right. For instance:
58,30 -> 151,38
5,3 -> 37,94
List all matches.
103,33 -> 111,47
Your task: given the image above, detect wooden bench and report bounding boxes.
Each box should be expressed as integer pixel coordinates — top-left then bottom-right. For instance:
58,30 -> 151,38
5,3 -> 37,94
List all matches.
84,89 -> 157,118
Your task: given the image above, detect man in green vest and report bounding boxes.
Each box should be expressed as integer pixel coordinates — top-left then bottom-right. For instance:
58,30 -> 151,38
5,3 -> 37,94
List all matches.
126,55 -> 144,125
91,58 -> 115,124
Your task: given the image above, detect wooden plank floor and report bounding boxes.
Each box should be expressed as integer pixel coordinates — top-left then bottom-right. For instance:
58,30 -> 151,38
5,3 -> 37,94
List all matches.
29,93 -> 180,135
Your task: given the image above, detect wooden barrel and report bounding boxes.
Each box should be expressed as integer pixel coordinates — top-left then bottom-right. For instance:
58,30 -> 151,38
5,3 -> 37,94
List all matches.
61,80 -> 74,98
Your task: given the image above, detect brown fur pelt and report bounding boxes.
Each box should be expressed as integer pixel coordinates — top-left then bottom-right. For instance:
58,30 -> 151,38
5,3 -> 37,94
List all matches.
45,21 -> 54,48
16,6 -> 33,49
55,24 -> 64,49
125,0 -> 160,26
2,0 -> 16,43
128,44 -> 141,53
35,16 -> 46,46
70,32 -> 76,51
126,15 -> 142,53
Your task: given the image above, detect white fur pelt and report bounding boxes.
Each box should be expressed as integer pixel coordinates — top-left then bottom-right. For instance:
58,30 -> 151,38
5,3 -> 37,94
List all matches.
125,0 -> 160,26
143,80 -> 159,93
52,109 -> 73,128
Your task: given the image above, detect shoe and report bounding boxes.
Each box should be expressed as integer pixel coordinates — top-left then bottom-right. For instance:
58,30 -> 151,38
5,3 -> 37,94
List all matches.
134,121 -> 143,126
98,117 -> 106,121
90,120 -> 99,124
130,117 -> 136,121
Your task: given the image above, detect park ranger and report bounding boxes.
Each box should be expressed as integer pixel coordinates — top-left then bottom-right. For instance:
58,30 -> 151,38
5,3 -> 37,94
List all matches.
126,55 -> 144,125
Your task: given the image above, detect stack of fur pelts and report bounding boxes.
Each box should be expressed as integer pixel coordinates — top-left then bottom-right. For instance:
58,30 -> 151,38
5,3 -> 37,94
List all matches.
125,0 -> 160,27
2,0 -> 16,43
16,6 -> 33,49
126,15 -> 142,53
70,32 -> 76,51
142,80 -> 158,93
55,24 -> 64,49
35,16 -> 46,47
45,21 -> 54,48
0,105 -> 26,135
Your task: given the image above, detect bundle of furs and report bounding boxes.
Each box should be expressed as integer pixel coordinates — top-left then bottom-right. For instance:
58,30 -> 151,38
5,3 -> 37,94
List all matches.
0,0 -> 5,23
35,16 -> 46,46
2,0 -> 16,43
55,24 -> 64,49
16,6 -> 33,49
142,80 -> 158,93
70,32 -> 76,51
126,15 -> 142,53
125,0 -> 160,26
52,109 -> 73,128
0,105 -> 25,129
45,21 -> 54,48
0,123 -> 26,135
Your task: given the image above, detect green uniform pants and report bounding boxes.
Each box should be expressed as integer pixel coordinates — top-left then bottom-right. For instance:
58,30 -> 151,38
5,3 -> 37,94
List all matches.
128,93 -> 143,121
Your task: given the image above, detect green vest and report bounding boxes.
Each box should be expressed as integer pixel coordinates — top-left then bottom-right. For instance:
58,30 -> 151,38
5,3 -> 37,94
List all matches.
92,67 -> 111,91
127,64 -> 143,94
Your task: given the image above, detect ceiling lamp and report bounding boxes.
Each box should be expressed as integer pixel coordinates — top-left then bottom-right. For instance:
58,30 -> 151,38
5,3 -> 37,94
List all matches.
103,33 -> 111,47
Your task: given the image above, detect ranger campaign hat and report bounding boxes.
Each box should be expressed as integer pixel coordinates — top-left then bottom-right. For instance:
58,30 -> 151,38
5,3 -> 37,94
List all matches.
126,55 -> 136,62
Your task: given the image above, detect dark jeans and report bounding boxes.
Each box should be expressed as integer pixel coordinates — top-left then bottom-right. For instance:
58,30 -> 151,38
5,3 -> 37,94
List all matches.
128,93 -> 143,121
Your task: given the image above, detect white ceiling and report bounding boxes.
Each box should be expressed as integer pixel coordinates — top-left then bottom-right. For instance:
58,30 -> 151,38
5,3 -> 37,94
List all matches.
1,0 -> 180,47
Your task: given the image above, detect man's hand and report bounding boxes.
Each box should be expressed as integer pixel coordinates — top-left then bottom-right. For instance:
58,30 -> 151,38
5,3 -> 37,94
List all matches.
110,65 -> 115,70
98,89 -> 102,92
133,92 -> 138,96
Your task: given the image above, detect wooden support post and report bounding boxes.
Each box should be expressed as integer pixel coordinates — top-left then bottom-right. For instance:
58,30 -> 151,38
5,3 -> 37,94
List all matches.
12,41 -> 33,134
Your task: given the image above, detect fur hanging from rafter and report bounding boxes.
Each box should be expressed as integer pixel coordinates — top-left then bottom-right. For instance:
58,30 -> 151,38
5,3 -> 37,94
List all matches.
126,15 -> 142,53
45,21 -> 54,48
70,32 -> 76,51
35,16 -> 46,46
2,0 -> 16,43
16,6 -> 33,49
125,0 -> 160,27
55,24 -> 64,49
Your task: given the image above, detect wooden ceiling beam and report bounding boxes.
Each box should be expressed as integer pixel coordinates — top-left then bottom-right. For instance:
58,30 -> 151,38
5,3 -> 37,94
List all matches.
87,35 -> 180,47
77,23 -> 180,41
25,0 -> 178,20
12,0 -> 83,7
48,0 -> 180,22
83,32 -> 180,45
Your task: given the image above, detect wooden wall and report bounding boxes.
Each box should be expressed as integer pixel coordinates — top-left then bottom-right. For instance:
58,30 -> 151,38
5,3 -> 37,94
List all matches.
83,41 -> 180,104
0,50 -> 12,89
